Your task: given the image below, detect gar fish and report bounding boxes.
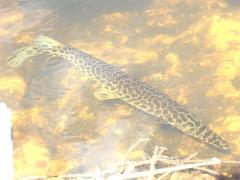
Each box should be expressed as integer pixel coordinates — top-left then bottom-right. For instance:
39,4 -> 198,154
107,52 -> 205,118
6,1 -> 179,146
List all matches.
7,35 -> 231,152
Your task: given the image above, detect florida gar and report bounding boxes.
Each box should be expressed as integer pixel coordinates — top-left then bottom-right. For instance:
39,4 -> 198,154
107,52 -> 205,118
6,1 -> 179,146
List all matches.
7,35 -> 230,152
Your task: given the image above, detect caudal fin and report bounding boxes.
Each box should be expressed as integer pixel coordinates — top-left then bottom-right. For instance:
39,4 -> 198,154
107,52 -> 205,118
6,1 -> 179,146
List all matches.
7,46 -> 38,68
7,35 -> 64,68
33,35 -> 63,52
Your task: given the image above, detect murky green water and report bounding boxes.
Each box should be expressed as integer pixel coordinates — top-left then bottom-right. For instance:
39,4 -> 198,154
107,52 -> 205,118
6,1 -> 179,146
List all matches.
0,0 -> 240,178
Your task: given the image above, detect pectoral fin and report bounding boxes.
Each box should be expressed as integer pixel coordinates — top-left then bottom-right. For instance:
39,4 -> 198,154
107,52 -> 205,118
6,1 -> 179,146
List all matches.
94,87 -> 118,100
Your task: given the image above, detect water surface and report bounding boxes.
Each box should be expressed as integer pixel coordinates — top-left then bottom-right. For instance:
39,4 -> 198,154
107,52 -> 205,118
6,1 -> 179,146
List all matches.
0,0 -> 240,178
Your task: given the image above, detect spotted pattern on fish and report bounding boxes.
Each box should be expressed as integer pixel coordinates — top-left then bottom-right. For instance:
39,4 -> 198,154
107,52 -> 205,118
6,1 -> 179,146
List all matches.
7,35 -> 231,153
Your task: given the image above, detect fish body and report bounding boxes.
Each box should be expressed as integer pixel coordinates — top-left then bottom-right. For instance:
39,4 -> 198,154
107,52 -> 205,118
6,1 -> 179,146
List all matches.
7,35 -> 231,152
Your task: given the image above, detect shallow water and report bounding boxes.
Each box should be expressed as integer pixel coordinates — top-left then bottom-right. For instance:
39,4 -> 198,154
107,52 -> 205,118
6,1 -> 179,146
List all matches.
0,0 -> 240,178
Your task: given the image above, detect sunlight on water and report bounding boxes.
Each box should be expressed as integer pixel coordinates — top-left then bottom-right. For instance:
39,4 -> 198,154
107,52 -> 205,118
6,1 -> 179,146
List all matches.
0,0 -> 240,178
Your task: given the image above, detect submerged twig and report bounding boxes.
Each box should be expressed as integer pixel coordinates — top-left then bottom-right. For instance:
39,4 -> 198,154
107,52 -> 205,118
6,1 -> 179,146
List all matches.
118,138 -> 149,174
157,152 -> 198,180
222,160 -> 240,164
109,158 -> 221,179
148,146 -> 159,180
18,142 -> 240,180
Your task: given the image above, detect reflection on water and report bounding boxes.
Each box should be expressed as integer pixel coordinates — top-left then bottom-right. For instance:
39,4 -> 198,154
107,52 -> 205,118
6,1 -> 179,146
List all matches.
0,0 -> 240,178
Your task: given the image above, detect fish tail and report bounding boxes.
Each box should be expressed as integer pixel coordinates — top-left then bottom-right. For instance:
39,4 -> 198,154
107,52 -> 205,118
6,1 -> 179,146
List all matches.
7,35 -> 64,68
33,35 -> 64,55
7,46 -> 39,68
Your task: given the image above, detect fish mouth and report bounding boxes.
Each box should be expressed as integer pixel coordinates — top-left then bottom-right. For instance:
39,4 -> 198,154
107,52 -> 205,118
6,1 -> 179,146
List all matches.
209,142 -> 231,154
